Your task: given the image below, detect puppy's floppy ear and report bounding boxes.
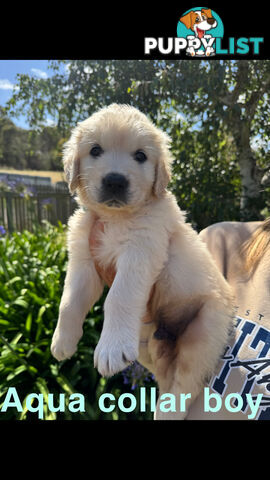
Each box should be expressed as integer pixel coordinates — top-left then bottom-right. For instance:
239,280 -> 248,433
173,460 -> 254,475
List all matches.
180,11 -> 195,30
153,133 -> 173,198
201,8 -> 212,18
62,127 -> 81,194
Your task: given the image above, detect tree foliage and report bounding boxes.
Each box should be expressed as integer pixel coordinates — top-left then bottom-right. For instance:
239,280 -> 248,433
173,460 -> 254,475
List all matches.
0,108 -> 63,171
4,60 -> 270,228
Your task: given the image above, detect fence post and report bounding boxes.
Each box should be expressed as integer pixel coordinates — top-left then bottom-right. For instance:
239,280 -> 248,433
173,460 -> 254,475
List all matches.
6,192 -> 14,232
37,196 -> 42,224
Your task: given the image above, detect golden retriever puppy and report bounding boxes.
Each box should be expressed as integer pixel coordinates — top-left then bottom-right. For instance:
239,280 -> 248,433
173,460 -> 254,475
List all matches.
51,104 -> 234,419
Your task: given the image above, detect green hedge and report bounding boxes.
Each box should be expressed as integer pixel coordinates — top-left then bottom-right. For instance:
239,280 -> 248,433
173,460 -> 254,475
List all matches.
0,220 -> 156,420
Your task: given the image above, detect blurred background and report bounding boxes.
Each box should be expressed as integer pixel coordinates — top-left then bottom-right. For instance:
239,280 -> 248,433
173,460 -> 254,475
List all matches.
0,59 -> 270,420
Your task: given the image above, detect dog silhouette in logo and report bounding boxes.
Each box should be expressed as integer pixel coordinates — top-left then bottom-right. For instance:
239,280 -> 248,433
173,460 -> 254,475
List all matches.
180,8 -> 217,56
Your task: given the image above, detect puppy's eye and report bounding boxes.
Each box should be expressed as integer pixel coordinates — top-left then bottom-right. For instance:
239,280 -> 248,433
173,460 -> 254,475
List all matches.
90,145 -> 103,157
134,150 -> 147,163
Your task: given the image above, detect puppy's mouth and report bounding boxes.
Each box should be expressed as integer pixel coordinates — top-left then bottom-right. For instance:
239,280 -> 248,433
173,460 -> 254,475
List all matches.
101,198 -> 128,208
196,27 -> 205,39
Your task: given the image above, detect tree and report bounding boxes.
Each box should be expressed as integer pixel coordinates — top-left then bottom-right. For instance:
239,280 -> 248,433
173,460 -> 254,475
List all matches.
0,108 -> 63,171
5,60 -> 270,225
165,60 -> 270,220
0,109 -> 29,169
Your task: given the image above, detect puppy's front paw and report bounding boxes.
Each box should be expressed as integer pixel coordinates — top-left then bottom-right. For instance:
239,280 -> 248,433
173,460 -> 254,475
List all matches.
94,333 -> 138,377
51,328 -> 79,361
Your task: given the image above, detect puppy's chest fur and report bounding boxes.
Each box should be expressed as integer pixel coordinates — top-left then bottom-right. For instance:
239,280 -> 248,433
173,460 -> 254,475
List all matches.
93,198 -> 174,270
94,219 -> 132,268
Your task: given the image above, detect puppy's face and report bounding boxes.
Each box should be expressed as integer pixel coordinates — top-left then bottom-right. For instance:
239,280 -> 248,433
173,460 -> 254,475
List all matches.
63,104 -> 172,213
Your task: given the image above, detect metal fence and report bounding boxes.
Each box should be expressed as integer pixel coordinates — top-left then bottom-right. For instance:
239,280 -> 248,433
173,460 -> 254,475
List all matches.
0,184 -> 77,232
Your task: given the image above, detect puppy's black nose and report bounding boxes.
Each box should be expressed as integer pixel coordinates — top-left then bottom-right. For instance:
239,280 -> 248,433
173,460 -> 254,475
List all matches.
102,173 -> 129,194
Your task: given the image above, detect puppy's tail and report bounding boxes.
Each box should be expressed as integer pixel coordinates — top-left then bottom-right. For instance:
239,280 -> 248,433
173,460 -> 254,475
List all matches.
240,217 -> 270,276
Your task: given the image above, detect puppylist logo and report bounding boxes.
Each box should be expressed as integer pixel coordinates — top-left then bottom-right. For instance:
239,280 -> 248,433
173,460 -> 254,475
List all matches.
177,7 -> 222,56
145,7 -> 264,57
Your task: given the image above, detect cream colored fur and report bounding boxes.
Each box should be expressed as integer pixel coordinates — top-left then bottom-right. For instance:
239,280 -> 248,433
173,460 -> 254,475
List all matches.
51,104 -> 234,419
198,220 -> 269,317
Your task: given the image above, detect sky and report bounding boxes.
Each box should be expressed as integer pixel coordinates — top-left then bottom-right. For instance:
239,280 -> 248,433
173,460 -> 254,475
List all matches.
0,60 -> 60,129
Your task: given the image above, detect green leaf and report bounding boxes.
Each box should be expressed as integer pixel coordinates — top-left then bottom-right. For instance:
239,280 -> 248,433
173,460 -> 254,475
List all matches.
12,297 -> 29,309
6,276 -> 22,286
25,312 -> 32,335
10,332 -> 23,345
55,374 -> 76,395
0,319 -> 10,326
6,365 -> 27,381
